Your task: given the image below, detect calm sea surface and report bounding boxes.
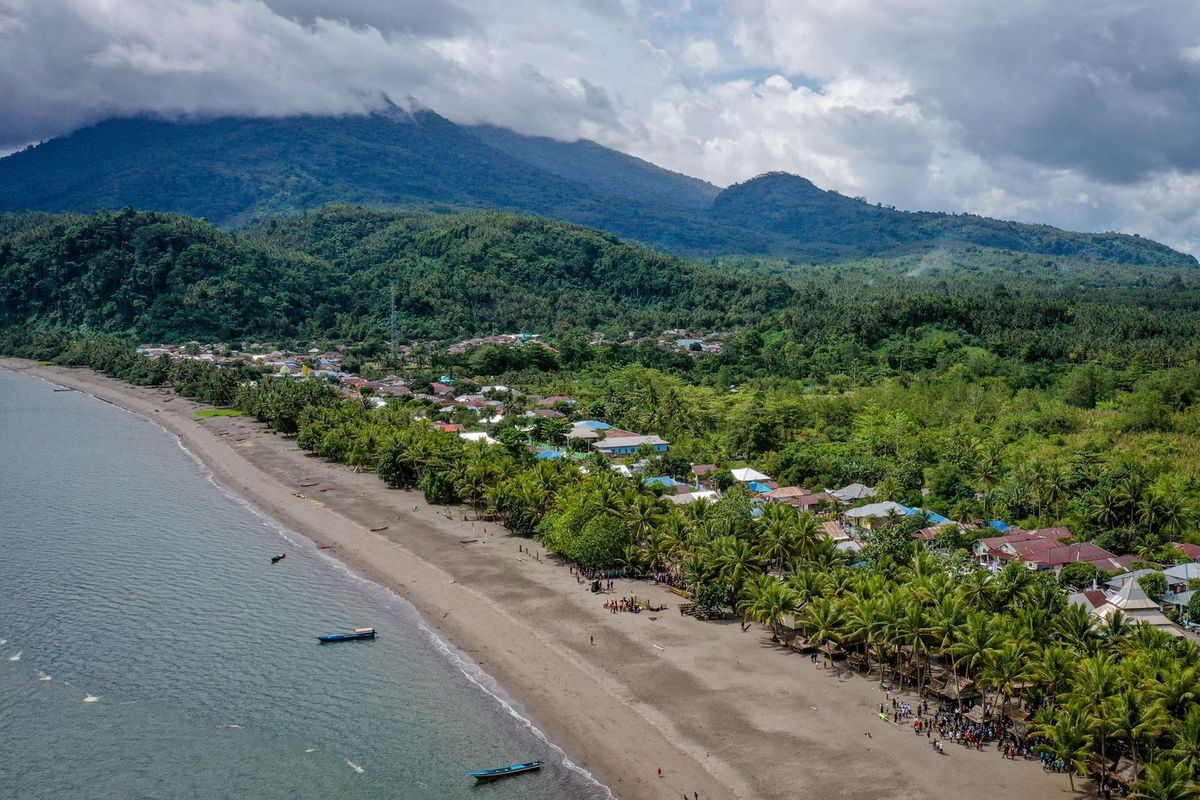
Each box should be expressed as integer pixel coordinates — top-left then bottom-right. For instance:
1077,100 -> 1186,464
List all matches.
0,368 -> 608,800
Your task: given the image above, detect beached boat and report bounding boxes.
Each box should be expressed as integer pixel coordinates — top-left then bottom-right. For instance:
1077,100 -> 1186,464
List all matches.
468,760 -> 543,782
316,627 -> 376,643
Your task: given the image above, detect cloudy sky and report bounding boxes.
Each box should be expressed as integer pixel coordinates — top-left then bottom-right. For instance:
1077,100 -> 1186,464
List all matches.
3,0 -> 1200,251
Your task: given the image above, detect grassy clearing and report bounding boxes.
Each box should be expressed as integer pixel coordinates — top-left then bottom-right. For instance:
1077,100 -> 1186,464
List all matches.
195,408 -> 241,418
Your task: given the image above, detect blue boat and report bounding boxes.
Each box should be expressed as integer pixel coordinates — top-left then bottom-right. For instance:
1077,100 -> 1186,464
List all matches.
468,759 -> 543,781
316,627 -> 376,643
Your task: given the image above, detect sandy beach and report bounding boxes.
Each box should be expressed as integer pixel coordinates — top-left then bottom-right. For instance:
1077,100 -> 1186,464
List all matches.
1,358 -> 1076,800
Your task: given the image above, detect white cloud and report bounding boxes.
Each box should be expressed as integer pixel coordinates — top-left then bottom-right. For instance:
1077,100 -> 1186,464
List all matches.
680,38 -> 722,72
1,0 -> 1199,252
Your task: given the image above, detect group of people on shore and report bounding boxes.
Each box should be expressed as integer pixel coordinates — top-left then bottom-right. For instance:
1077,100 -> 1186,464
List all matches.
877,695 -> 1035,761
604,597 -> 641,614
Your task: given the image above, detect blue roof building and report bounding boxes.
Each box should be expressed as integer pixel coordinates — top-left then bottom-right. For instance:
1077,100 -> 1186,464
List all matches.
643,476 -> 678,489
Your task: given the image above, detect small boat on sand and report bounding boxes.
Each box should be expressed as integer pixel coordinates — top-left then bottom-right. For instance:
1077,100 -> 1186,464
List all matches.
317,627 -> 376,643
468,760 -> 543,782
271,553 -> 286,564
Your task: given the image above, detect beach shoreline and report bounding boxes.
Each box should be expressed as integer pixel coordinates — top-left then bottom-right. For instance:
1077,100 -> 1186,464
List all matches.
2,358 -> 1068,800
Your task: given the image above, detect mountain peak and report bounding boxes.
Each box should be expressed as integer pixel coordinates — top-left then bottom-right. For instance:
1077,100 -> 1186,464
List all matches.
0,113 -> 1193,268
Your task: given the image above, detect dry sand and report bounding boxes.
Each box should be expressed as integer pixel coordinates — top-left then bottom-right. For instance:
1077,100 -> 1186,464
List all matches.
2,359 -> 1082,800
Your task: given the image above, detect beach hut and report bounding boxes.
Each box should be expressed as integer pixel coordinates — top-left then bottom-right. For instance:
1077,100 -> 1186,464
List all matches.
789,636 -> 814,652
1112,756 -> 1143,788
932,678 -> 979,702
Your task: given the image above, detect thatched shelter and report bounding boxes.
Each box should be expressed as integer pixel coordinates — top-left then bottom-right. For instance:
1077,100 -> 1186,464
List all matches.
818,641 -> 845,658
1112,756 -> 1143,788
931,678 -> 979,702
790,636 -> 814,652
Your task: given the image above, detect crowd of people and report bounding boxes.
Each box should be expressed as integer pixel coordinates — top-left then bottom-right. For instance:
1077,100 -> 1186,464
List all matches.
876,695 -> 1039,762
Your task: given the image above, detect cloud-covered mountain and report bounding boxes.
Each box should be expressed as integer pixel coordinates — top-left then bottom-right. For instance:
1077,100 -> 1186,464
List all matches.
0,110 -> 1193,268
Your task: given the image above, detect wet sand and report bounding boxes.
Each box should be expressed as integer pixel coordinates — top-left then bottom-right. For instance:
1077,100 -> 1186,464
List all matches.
1,358 -> 1078,800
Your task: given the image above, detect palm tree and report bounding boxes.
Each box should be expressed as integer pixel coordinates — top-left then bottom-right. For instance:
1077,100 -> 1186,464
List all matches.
794,512 -> 822,560
845,596 -> 884,674
1033,645 -> 1075,709
958,569 -> 995,611
991,562 -> 1035,611
929,594 -> 966,681
454,464 -> 491,513
974,445 -> 1003,518
1154,665 -> 1200,720
1070,652 -> 1121,787
1037,703 -> 1092,791
712,536 -> 760,601
1091,486 -> 1124,529
979,639 -> 1033,720
743,577 -> 801,641
1132,759 -> 1200,800
1169,706 -> 1200,778
900,598 -> 935,694
1109,688 -> 1169,779
950,612 -> 1001,684
624,493 -> 665,545
1054,603 -> 1099,651
802,596 -> 848,667
759,508 -> 800,573
1098,609 -> 1133,650
1034,465 -> 1069,523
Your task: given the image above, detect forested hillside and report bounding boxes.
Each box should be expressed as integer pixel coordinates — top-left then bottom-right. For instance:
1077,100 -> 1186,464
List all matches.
0,207 -> 794,342
712,173 -> 1194,265
0,111 -> 1193,268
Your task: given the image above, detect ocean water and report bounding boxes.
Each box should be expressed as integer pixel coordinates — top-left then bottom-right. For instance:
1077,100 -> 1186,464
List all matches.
0,368 -> 609,800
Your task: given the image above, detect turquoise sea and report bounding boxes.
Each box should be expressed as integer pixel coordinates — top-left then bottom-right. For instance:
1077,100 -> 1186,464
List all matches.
0,368 -> 609,800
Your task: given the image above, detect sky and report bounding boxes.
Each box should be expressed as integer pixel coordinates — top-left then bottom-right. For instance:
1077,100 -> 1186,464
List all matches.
3,0 -> 1200,251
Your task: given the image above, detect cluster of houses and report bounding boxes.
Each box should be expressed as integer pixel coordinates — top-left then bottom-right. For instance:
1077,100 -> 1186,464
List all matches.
140,340 -> 1200,638
1066,561 -> 1200,637
639,468 -> 1200,638
587,328 -> 728,356
444,332 -> 547,355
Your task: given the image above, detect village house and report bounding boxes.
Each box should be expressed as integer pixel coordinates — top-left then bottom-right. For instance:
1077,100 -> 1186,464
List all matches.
843,501 -> 911,532
1172,542 -> 1200,561
971,528 -> 1072,570
1092,578 -> 1184,637
592,434 -> 670,456
730,467 -> 770,484
973,527 -> 1128,575
828,483 -> 879,503
1164,562 -> 1200,594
